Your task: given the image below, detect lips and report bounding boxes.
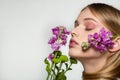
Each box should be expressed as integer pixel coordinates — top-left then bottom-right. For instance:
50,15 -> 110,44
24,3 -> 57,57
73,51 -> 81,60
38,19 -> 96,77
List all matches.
69,39 -> 78,47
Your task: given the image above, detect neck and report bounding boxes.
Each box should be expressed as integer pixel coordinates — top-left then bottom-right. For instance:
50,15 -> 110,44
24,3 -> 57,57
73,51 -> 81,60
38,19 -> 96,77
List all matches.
80,57 -> 107,73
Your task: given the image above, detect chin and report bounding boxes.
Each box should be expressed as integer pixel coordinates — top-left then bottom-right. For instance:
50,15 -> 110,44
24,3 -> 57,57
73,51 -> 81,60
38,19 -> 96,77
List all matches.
69,47 -> 96,60
69,47 -> 83,58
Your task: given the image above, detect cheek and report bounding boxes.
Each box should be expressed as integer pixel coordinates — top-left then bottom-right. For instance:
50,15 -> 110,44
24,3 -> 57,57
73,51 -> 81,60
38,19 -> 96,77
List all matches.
85,50 -> 102,59
69,46 -> 83,58
79,35 -> 88,45
69,47 -> 101,59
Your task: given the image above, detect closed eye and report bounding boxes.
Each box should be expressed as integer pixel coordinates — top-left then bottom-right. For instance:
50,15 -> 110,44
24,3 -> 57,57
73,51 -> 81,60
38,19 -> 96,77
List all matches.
85,21 -> 97,31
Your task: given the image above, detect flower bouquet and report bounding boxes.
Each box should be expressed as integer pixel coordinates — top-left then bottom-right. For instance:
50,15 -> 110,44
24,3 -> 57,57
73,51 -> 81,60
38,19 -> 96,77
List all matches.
81,28 -> 115,52
44,26 -> 77,80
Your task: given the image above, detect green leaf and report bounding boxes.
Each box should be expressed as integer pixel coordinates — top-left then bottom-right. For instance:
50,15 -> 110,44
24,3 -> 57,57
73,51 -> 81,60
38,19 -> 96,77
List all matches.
65,63 -> 68,69
55,71 -> 66,80
46,64 -> 50,73
52,58 -> 60,64
112,34 -> 120,39
55,65 -> 59,71
59,55 -> 68,62
44,58 -> 50,65
68,68 -> 72,70
51,69 -> 55,75
53,51 -> 62,57
70,57 -> 77,64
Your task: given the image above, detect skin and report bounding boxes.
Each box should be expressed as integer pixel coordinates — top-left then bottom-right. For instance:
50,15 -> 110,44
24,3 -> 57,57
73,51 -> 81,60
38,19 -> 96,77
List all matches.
69,8 -> 112,73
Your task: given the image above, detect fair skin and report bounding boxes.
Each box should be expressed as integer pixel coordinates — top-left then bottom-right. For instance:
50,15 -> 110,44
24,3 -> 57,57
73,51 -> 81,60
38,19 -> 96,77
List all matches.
69,8 -> 118,73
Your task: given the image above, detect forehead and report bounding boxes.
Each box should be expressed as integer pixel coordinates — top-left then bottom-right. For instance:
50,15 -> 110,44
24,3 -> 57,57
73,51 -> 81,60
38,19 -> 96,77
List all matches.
76,8 -> 110,31
77,8 -> 100,23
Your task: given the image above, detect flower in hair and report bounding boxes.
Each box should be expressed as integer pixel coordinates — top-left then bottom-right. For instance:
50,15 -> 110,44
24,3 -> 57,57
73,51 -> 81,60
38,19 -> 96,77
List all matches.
81,28 -> 114,52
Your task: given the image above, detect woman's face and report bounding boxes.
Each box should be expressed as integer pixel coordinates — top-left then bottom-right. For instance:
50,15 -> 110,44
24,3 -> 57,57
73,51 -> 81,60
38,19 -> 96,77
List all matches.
69,8 -> 108,60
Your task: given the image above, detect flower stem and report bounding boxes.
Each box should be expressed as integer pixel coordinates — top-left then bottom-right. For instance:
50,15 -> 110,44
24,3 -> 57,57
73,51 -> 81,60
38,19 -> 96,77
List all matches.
65,63 -> 72,73
58,62 -> 63,73
50,74 -> 52,80
46,73 -> 50,80
53,64 -> 56,79
46,62 -> 54,80
50,62 -> 54,80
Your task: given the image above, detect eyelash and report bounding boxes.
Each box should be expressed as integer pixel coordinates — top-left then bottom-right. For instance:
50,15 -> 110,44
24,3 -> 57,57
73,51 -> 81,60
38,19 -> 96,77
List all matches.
85,26 -> 93,30
85,26 -> 96,31
85,23 -> 96,31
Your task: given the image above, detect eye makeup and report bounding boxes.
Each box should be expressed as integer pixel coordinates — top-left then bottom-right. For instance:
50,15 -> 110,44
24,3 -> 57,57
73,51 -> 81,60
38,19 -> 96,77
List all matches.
84,21 -> 97,30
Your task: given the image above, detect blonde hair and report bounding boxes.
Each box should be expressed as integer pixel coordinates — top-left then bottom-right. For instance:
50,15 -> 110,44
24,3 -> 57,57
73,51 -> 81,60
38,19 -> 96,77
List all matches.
82,3 -> 120,80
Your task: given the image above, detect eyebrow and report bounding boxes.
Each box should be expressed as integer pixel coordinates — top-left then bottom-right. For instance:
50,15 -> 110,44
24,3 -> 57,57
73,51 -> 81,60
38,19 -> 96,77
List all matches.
84,18 -> 98,23
74,18 -> 98,27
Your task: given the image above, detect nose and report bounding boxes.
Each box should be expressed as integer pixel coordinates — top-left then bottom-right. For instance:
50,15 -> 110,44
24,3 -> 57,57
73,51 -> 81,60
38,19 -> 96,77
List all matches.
71,27 -> 79,37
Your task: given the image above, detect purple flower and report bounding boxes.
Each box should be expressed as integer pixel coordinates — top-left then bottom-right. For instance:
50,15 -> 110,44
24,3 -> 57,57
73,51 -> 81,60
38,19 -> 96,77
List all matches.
48,26 -> 70,51
93,33 -> 101,42
52,27 -> 59,37
51,43 -> 61,51
62,28 -> 70,35
59,35 -> 67,40
48,37 -> 58,44
61,40 -> 67,45
96,44 -> 107,52
88,28 -> 114,52
48,53 -> 54,61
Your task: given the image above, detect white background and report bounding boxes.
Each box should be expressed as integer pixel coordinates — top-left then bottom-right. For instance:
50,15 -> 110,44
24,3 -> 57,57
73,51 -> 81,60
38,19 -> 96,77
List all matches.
0,0 -> 120,80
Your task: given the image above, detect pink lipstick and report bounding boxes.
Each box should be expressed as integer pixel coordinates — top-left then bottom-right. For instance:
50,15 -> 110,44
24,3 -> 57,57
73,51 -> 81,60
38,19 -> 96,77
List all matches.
69,39 -> 78,47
